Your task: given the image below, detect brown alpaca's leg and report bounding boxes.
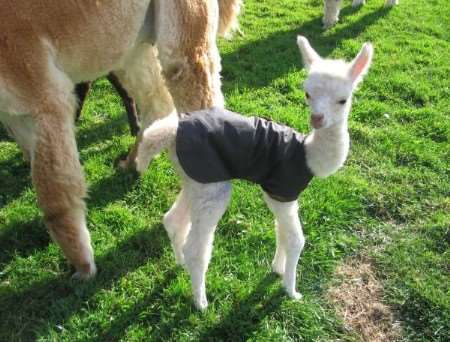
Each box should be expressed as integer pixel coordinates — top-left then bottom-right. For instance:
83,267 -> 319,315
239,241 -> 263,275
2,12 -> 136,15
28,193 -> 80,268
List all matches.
32,107 -> 96,279
5,50 -> 97,278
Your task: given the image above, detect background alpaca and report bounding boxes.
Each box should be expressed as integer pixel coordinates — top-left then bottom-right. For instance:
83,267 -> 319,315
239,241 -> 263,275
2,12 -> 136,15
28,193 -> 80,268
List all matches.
323,0 -> 399,28
136,36 -> 373,310
0,0 -> 223,279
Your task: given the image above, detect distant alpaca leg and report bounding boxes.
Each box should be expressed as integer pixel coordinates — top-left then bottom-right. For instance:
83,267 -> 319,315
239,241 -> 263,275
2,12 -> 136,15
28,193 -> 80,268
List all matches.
323,0 -> 343,29
74,82 -> 91,121
352,0 -> 366,7
264,193 -> 305,299
163,189 -> 191,265
106,73 -> 140,136
182,181 -> 231,310
386,0 -> 399,5
0,114 -> 36,162
114,44 -> 175,169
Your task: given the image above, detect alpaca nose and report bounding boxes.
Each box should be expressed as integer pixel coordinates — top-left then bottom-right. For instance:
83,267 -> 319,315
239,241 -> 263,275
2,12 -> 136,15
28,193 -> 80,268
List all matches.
311,114 -> 324,128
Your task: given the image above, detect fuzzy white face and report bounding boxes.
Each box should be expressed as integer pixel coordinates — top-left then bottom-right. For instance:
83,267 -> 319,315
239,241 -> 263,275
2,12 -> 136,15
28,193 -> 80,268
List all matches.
297,36 -> 373,130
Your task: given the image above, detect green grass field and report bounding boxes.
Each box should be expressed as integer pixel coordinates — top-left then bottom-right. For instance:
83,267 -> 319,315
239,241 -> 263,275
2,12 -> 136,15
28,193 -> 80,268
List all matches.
0,0 -> 449,340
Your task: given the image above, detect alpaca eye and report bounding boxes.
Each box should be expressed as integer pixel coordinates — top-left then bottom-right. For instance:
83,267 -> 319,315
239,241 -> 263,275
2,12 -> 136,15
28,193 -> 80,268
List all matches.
305,92 -> 310,99
338,99 -> 347,105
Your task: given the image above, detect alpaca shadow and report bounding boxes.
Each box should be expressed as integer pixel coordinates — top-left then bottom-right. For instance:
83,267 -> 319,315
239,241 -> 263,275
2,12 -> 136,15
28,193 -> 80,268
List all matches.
76,114 -> 131,151
221,6 -> 392,91
0,153 -> 31,210
198,273 -> 284,341
0,218 -> 50,269
94,267 -> 180,342
0,224 -> 168,340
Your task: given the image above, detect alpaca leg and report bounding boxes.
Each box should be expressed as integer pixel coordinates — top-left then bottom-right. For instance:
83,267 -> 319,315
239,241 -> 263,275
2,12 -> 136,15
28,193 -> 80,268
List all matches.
386,0 -> 399,6
323,0 -> 343,29
106,72 -> 140,136
113,44 -> 175,169
264,193 -> 305,299
74,82 -> 91,122
183,181 -> 231,310
155,0 -> 224,112
271,221 -> 287,276
163,189 -> 191,265
352,0 -> 366,7
32,104 -> 96,279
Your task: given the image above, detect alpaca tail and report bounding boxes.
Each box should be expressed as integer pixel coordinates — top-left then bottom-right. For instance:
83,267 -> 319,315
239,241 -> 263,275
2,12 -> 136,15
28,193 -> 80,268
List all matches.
218,0 -> 243,39
136,111 -> 179,174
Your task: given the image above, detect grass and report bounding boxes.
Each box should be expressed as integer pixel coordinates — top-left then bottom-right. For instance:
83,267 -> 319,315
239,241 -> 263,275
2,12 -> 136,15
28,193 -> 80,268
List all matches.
0,0 -> 449,340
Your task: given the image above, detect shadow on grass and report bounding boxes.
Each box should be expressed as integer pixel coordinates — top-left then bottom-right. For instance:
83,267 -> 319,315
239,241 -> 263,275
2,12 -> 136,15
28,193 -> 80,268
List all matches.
221,6 -> 392,91
0,152 -> 31,210
197,274 -> 284,342
0,218 -> 50,268
0,224 -> 167,340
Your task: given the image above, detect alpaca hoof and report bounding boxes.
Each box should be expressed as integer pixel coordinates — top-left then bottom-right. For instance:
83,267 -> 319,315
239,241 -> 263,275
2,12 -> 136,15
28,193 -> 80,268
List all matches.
194,298 -> 208,311
288,291 -> 303,301
352,0 -> 365,7
322,20 -> 337,29
71,262 -> 97,281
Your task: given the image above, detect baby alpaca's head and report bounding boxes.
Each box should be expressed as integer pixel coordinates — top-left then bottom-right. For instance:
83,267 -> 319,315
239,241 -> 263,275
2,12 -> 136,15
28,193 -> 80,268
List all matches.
297,36 -> 373,130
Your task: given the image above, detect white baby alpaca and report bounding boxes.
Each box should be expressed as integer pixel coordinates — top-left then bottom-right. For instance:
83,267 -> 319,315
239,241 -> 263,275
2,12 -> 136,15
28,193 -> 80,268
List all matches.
136,36 -> 373,310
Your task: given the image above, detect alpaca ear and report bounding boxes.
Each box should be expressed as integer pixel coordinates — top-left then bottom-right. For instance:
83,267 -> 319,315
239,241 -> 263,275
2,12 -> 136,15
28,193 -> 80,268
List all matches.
349,42 -> 373,87
297,36 -> 321,70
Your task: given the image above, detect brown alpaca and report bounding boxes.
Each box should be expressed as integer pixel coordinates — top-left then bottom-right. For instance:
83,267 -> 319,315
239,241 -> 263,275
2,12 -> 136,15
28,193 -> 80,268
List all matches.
0,0 -> 224,279
73,0 -> 242,144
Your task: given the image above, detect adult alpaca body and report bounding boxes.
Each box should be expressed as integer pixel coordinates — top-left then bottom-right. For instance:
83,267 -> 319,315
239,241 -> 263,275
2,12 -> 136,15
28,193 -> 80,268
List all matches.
136,37 -> 373,309
0,0 -> 223,279
73,0 -> 243,166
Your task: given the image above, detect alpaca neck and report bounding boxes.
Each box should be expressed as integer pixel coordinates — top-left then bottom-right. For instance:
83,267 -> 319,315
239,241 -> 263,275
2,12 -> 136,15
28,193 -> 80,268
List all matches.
304,122 -> 350,178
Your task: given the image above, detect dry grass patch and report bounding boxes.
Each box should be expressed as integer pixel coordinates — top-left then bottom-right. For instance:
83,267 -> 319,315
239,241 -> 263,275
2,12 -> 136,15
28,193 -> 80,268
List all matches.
328,257 -> 402,341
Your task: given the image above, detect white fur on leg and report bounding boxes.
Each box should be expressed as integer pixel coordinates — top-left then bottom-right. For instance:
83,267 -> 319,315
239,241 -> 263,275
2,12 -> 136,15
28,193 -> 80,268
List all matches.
352,0 -> 366,7
264,193 -> 304,300
181,180 -> 231,310
323,0 -> 342,29
386,0 -> 399,6
271,221 -> 287,276
163,189 -> 191,265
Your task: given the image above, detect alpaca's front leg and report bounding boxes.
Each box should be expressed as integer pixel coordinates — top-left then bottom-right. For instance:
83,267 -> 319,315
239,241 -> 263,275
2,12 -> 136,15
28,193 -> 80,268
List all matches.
264,194 -> 305,299
32,108 -> 95,279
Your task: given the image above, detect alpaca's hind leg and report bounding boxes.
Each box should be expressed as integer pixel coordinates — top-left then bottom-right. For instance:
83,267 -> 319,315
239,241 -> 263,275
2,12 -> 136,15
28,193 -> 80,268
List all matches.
163,189 -> 191,265
183,181 -> 231,310
264,193 -> 304,299
113,44 -> 175,169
